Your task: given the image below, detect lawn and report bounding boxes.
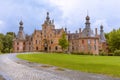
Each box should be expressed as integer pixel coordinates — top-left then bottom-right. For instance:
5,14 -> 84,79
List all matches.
17,53 -> 120,78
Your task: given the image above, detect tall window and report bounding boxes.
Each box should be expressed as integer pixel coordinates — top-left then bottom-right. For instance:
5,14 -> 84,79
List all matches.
17,47 -> 19,50
36,47 -> 38,50
88,44 -> 91,50
82,40 -> 84,44
94,45 -> 96,50
81,46 -> 84,50
55,46 -> 58,50
94,39 -> 96,44
23,42 -> 25,45
17,42 -> 19,45
36,40 -> 37,44
72,46 -> 74,50
51,40 -> 53,44
49,47 -> 51,50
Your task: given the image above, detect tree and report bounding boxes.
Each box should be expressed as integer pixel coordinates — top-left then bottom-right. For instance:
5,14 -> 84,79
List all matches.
108,29 -> 120,52
0,33 -> 4,53
59,32 -> 69,52
2,33 -> 14,53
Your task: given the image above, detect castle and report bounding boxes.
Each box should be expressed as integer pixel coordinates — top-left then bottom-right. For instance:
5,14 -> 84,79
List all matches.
13,12 -> 107,54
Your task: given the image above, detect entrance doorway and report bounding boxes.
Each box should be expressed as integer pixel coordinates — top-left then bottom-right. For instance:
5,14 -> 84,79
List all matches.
44,47 -> 48,51
44,39 -> 48,52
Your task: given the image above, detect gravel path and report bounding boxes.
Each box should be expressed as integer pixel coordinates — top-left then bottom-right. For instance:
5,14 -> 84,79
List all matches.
0,54 -> 120,80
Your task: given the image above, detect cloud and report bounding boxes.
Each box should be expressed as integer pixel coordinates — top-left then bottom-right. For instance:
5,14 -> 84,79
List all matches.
0,20 -> 6,33
0,0 -> 120,34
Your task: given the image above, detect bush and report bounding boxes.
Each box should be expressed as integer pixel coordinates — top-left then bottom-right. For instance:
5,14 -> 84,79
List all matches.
114,50 -> 120,56
99,51 -> 108,56
108,53 -> 114,56
71,52 -> 93,55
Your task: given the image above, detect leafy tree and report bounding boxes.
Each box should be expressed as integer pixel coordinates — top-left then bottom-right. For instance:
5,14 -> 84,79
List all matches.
0,33 -> 4,53
59,32 -> 69,52
108,29 -> 120,52
6,32 -> 16,37
105,33 -> 109,43
2,32 -> 15,53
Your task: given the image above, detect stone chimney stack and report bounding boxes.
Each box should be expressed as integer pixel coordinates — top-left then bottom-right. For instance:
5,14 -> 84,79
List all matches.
95,28 -> 98,36
68,31 -> 70,34
76,30 -> 78,34
79,28 -> 82,33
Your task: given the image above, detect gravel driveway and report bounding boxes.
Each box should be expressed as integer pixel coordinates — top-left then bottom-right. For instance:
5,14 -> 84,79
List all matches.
0,54 -> 119,80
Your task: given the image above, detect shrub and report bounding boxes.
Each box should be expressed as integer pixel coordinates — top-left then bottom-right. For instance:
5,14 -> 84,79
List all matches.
114,50 -> 120,56
71,52 -> 93,55
99,51 -> 107,56
108,53 -> 114,56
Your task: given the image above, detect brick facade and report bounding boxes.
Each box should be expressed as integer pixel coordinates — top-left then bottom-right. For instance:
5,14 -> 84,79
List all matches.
13,12 -> 107,54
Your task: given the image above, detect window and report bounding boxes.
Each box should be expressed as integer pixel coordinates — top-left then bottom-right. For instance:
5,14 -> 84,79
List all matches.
94,45 -> 96,50
17,42 -> 19,45
29,42 -> 31,45
81,46 -> 84,50
72,46 -> 74,50
44,35 -> 46,38
23,47 -> 25,50
88,44 -> 91,50
55,46 -> 58,50
49,47 -> 51,50
36,40 -> 37,44
23,42 -> 25,45
51,40 -> 53,44
94,39 -> 96,44
37,35 -> 39,37
82,40 -> 84,44
36,47 -> 38,50
17,47 -> 19,50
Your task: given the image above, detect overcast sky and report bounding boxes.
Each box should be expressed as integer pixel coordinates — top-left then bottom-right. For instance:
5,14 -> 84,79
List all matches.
0,0 -> 120,34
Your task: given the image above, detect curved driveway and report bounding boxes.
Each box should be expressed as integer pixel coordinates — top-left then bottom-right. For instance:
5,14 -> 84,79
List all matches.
0,54 -> 119,80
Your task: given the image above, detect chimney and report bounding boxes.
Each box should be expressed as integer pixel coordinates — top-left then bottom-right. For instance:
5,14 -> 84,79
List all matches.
76,30 -> 78,34
95,28 -> 98,36
68,31 -> 70,34
79,28 -> 81,33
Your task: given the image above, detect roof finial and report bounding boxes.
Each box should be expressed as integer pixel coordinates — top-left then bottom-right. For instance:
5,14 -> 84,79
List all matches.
46,12 -> 50,21
86,10 -> 90,20
47,12 -> 49,16
87,10 -> 89,16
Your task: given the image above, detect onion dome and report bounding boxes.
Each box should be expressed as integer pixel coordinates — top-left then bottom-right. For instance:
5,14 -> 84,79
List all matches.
19,20 -> 23,25
86,15 -> 90,20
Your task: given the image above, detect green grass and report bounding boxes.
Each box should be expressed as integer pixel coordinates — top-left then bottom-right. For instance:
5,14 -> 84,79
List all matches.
17,53 -> 120,78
